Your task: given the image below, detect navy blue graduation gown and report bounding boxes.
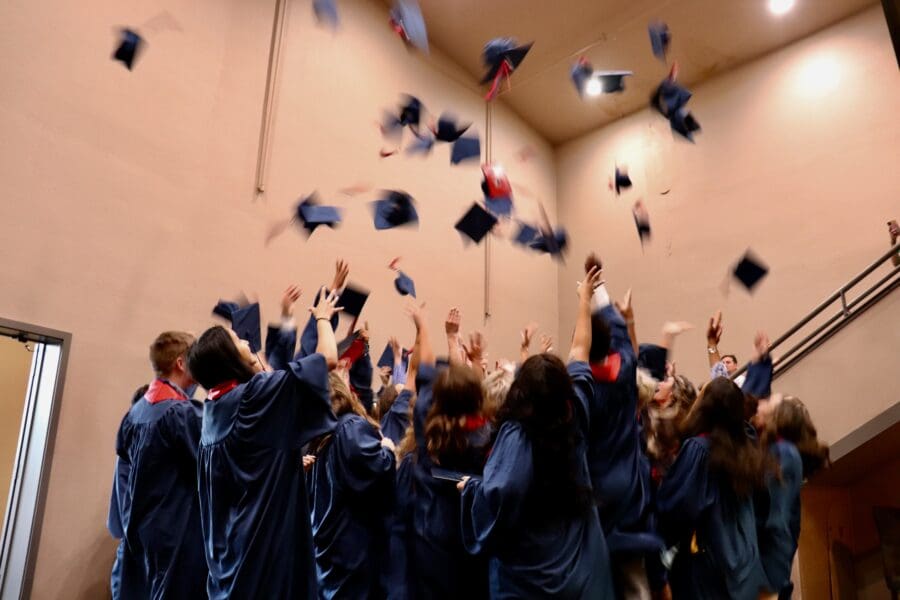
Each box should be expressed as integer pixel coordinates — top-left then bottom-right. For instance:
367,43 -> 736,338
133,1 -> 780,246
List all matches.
757,440 -> 802,595
581,307 -> 658,556
460,420 -> 615,599
308,413 -> 396,599
199,354 -> 337,599
657,437 -> 768,600
349,349 -> 375,412
107,380 -> 206,600
380,389 -> 412,445
265,323 -> 298,371
403,364 -> 492,599
385,453 -> 415,600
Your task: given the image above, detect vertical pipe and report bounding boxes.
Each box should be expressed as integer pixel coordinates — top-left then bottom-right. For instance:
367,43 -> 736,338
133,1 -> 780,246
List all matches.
483,101 -> 493,323
254,0 -> 289,195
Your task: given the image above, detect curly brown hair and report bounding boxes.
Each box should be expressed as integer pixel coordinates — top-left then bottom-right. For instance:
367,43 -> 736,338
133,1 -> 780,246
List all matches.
423,365 -> 485,463
765,396 -> 830,478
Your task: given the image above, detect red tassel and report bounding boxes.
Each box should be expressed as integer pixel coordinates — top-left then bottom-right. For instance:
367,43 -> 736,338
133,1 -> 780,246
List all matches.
484,60 -> 512,101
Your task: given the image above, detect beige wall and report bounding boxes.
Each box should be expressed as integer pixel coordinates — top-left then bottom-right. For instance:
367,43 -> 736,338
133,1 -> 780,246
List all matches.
0,337 -> 33,523
556,6 -> 900,386
0,0 -> 557,597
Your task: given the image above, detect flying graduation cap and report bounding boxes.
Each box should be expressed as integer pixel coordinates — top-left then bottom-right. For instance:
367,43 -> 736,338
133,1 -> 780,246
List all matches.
296,194 -> 342,236
450,135 -> 481,165
481,163 -> 514,217
529,203 -> 568,259
313,0 -> 339,29
512,222 -> 540,247
337,284 -> 370,318
455,203 -> 498,244
372,190 -> 419,230
394,271 -> 416,297
377,343 -> 410,369
632,199 -> 651,247
650,65 -> 701,141
433,113 -> 471,143
213,300 -> 262,354
731,250 -> 769,293
390,0 -> 429,53
648,21 -> 671,61
613,166 -> 632,195
112,29 -> 144,70
570,57 -> 632,97
481,37 -> 533,101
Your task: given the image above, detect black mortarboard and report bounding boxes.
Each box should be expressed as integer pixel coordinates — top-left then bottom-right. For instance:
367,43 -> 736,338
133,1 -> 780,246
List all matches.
296,194 -> 341,235
615,167 -> 632,195
313,0 -> 339,29
434,113 -> 471,143
455,203 -> 498,244
530,229 -> 569,257
570,58 -> 631,97
372,190 -> 419,230
480,38 -> 533,84
390,0 -> 429,53
377,343 -> 410,369
394,271 -> 416,297
513,222 -> 539,246
595,70 -> 632,94
399,95 -> 423,128
650,79 -> 692,117
406,131 -> 435,155
632,200 -> 651,246
431,467 -> 475,482
113,29 -> 144,70
732,251 -> 769,292
337,284 -> 370,317
212,300 -> 262,354
670,108 -> 701,142
648,21 -> 671,61
450,135 -> 481,165
638,343 -> 668,381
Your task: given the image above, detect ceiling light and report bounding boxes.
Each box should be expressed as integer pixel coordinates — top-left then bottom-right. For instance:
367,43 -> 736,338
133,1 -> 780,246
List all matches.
585,77 -> 603,97
768,0 -> 795,16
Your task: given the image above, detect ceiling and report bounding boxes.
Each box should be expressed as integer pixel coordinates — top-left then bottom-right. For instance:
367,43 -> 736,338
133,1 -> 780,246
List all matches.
402,0 -> 878,145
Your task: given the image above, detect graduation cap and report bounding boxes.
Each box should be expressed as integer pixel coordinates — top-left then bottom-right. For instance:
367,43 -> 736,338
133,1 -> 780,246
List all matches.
405,130 -> 435,155
648,21 -> 671,61
372,190 -> 419,230
614,166 -> 632,195
512,222 -> 539,247
336,331 -> 361,359
650,73 -> 701,141
113,29 -> 144,70
485,197 -> 513,217
212,300 -> 262,354
481,163 -> 512,199
337,284 -> 369,318
450,135 -> 481,165
433,113 -> 471,143
570,58 -> 632,96
383,95 -> 424,136
481,38 -> 533,100
530,229 -> 569,257
731,251 -> 769,292
670,108 -> 701,142
394,271 -> 416,297
390,0 -> 429,53
377,343 -> 410,369
296,194 -> 341,236
632,200 -> 651,246
313,0 -> 339,29
455,203 -> 498,244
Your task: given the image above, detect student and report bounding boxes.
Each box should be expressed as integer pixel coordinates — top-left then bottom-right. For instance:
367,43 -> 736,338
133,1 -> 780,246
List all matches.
657,377 -> 771,600
402,302 -> 492,599
107,331 -> 206,600
756,395 -> 829,599
581,263 -> 660,596
307,370 -> 397,599
187,287 -> 340,599
458,266 -> 615,599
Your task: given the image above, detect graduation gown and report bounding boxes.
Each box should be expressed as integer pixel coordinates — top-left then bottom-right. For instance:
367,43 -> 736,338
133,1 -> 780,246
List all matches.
757,440 -> 802,596
657,437 -> 768,600
308,413 -> 396,599
199,354 -> 337,599
402,364 -> 492,599
582,306 -> 658,556
107,379 -> 206,600
460,420 -> 615,599
380,389 -> 412,445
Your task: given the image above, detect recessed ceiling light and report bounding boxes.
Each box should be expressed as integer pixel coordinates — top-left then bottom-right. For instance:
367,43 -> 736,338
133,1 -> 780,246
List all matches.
585,77 -> 603,97
768,0 -> 795,16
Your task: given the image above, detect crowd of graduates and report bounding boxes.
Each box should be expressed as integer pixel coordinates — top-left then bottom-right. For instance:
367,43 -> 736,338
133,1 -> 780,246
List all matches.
108,255 -> 830,600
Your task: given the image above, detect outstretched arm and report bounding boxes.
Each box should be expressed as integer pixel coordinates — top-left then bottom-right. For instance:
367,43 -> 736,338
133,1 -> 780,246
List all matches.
570,266 -> 602,362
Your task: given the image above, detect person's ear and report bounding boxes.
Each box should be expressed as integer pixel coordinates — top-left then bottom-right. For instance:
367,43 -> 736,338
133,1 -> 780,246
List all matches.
175,355 -> 187,374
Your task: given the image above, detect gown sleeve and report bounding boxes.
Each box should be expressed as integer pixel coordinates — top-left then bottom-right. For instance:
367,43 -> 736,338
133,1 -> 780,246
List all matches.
334,417 -> 396,495
165,400 -> 203,466
106,459 -> 128,539
761,442 -> 802,591
380,390 -> 412,445
657,437 -> 717,545
349,349 -> 374,412
265,324 -> 297,372
567,361 -> 594,437
460,423 -> 533,555
413,364 -> 438,450
741,355 -> 773,399
598,304 -> 636,363
386,455 -> 415,600
295,288 -> 340,359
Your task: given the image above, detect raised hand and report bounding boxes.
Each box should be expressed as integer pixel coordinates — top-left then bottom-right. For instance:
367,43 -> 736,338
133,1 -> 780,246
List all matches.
580,266 -> 603,304
310,286 -> 343,321
752,330 -> 770,362
280,284 -> 302,318
463,331 -> 486,363
614,288 -> 634,321
521,322 -> 537,350
889,219 -> 899,242
707,310 -> 723,346
379,365 -> 392,386
662,321 -> 693,336
330,259 -> 350,292
445,308 -> 461,337
356,321 -> 370,343
405,300 -> 427,329
540,334 -> 554,354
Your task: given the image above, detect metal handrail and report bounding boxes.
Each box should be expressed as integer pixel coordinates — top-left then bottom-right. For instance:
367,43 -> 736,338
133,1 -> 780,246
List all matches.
732,243 -> 900,380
